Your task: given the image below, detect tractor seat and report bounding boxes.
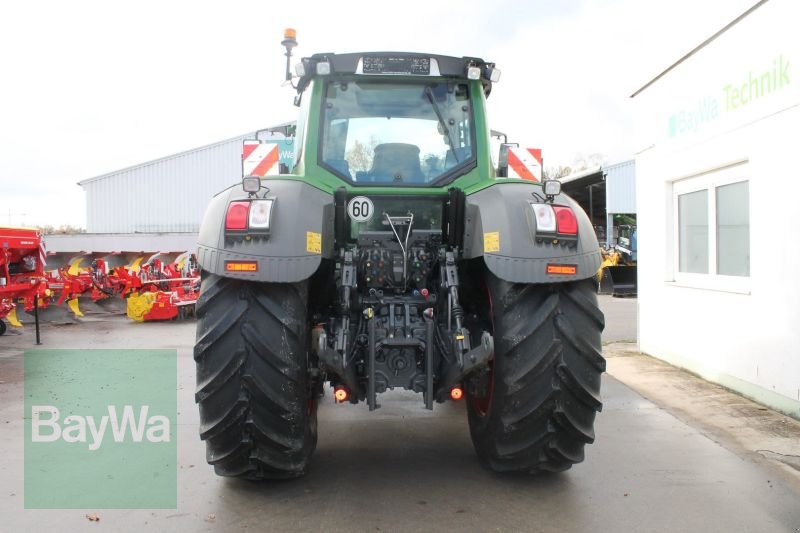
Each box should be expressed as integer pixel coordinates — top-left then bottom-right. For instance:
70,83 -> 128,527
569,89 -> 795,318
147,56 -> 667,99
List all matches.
369,143 -> 425,183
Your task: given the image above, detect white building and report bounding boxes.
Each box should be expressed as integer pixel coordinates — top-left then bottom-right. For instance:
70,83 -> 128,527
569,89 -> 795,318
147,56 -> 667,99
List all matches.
45,127 -> 293,254
633,0 -> 800,418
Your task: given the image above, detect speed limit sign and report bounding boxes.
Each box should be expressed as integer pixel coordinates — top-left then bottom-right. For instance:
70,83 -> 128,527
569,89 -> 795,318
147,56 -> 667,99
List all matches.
347,196 -> 374,222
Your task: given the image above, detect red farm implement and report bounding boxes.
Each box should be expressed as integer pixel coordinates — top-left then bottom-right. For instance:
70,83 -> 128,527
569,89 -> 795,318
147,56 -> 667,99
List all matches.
0,227 -> 48,338
123,253 -> 200,322
44,251 -> 200,322
4,238 -> 201,328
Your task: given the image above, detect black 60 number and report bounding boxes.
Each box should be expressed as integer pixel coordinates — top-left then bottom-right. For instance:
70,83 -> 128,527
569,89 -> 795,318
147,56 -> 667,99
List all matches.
352,201 -> 369,217
348,196 -> 374,222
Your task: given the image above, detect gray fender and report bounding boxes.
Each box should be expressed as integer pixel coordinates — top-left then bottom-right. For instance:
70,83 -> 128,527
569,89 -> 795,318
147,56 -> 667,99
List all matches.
197,180 -> 335,282
463,182 -> 600,283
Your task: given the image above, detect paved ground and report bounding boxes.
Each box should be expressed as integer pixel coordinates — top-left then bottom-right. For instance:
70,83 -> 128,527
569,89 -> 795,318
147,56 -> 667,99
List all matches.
1,298 -> 799,532
598,294 -> 637,344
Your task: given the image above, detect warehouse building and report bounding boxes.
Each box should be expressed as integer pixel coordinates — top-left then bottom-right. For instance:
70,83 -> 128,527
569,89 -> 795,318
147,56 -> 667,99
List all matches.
633,0 -> 800,417
560,159 -> 636,248
45,126 -> 294,254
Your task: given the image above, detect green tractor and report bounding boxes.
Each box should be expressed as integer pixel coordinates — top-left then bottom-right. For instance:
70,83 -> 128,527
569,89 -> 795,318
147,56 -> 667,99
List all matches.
194,32 -> 605,479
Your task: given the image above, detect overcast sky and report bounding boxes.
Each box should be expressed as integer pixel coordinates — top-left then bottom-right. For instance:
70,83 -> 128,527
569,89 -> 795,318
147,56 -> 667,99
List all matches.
0,0 -> 755,228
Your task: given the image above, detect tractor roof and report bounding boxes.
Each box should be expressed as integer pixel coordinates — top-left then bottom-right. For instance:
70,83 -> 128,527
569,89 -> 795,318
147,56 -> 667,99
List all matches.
294,52 -> 498,96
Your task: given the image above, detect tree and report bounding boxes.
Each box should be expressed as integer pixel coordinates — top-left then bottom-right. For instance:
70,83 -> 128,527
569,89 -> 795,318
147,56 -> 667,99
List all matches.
543,153 -> 608,180
345,135 -> 380,173
570,152 -> 607,171
543,165 -> 572,180
346,140 -> 373,173
422,153 -> 443,179
35,224 -> 86,235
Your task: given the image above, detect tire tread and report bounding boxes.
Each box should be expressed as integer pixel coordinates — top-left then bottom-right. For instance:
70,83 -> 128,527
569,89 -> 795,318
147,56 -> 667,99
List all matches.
468,276 -> 604,473
194,273 -> 316,480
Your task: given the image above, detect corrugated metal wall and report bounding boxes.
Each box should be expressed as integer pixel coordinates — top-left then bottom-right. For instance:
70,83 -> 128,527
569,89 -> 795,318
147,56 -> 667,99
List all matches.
605,159 -> 636,214
45,232 -> 198,253
81,134 -> 256,233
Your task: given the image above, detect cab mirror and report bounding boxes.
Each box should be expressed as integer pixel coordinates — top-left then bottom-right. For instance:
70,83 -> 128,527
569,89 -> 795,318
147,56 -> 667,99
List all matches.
497,142 -> 519,178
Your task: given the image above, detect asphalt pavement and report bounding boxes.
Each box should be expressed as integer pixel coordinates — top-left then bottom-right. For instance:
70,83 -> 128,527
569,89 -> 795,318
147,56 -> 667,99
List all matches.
1,297 -> 799,532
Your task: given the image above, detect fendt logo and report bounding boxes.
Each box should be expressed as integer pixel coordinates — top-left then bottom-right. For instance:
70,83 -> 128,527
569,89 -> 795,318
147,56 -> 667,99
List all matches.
31,405 -> 171,451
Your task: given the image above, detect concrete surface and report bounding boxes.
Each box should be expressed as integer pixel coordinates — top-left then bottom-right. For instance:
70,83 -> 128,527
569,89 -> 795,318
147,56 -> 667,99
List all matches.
599,294 -> 637,343
1,302 -> 799,532
606,342 -> 800,478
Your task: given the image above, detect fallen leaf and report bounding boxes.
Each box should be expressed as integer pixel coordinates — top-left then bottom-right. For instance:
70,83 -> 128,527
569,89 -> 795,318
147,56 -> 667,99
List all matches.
206,513 -> 216,523
86,513 -> 100,522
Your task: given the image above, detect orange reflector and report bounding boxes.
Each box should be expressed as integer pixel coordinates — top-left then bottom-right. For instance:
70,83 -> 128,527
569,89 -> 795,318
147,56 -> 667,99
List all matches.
546,263 -> 577,275
334,387 -> 349,402
450,387 -> 463,401
225,261 -> 258,272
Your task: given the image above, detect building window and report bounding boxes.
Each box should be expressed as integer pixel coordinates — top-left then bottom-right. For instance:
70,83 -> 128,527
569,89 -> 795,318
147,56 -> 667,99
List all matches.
716,181 -> 750,276
672,166 -> 750,289
678,189 -> 708,273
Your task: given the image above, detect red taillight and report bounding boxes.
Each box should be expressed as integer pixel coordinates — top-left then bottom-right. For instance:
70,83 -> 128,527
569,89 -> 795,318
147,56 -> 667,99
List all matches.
553,206 -> 578,235
450,387 -> 463,401
225,201 -> 250,230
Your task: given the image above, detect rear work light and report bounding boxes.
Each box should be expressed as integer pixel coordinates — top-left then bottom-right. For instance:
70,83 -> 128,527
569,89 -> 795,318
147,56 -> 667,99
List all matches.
531,204 -> 556,233
225,201 -> 250,230
553,206 -> 578,235
248,199 -> 274,230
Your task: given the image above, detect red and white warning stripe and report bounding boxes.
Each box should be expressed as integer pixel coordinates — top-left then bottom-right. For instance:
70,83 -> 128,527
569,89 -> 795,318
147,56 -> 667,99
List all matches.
243,141 -> 280,177
506,147 -> 543,182
39,238 -> 47,269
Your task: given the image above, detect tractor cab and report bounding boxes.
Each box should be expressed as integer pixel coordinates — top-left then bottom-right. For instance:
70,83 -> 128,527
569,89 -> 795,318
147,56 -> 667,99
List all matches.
287,51 -> 500,190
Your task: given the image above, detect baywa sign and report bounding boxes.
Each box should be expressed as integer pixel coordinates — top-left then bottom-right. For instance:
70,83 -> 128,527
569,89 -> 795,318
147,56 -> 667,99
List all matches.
31,405 -> 171,451
24,349 -> 177,509
668,54 -> 792,138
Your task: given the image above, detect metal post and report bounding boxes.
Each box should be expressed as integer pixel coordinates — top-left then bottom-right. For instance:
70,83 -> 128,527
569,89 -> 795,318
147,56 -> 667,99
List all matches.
424,319 -> 434,410
34,294 -> 41,345
367,315 -> 377,411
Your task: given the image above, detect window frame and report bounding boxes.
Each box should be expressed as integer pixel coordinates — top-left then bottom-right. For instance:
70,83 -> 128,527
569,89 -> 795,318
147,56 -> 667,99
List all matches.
669,163 -> 751,294
316,78 -> 478,188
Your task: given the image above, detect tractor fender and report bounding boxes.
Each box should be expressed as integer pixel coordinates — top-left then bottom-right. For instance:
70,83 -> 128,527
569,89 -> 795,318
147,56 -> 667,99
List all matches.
463,182 -> 600,283
197,180 -> 335,282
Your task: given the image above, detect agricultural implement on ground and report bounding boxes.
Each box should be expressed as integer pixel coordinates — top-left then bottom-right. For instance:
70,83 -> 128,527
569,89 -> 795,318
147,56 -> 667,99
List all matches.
124,253 -> 200,321
7,247 -> 201,329
0,227 -> 48,337
193,30 -> 605,480
51,252 -> 201,322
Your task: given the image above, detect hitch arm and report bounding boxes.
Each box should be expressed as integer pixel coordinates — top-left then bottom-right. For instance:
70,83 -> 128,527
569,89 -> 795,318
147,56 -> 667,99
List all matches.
436,331 -> 493,401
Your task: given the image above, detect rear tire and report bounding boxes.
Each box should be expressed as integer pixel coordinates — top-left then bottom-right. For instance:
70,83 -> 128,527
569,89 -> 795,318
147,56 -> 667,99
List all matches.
467,275 -> 605,473
194,273 -> 317,480
0,319 -> 6,336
